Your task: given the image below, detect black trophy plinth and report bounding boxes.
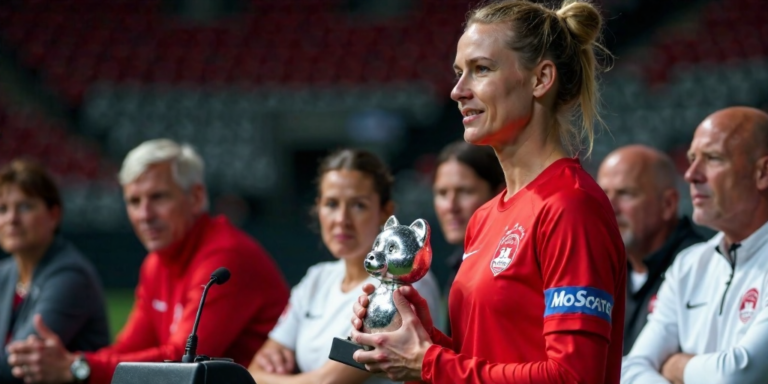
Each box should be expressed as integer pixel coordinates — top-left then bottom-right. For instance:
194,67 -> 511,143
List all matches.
329,337 -> 368,371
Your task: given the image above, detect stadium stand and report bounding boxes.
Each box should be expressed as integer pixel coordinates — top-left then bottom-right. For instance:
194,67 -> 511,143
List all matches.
0,94 -> 125,231
0,0 -> 764,278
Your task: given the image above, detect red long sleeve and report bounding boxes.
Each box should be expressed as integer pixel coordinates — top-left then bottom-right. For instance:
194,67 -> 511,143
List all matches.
83,216 -> 289,384
427,326 -> 453,349
422,332 -> 609,383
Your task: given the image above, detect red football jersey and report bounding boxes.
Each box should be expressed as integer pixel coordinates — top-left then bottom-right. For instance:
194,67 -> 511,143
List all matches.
421,158 -> 626,384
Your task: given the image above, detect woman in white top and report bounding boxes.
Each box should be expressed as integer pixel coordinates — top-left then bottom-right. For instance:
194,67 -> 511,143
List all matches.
248,148 -> 442,384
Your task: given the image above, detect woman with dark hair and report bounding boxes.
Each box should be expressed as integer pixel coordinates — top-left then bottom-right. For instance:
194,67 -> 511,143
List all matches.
248,149 -> 441,384
0,159 -> 110,383
432,140 -> 503,333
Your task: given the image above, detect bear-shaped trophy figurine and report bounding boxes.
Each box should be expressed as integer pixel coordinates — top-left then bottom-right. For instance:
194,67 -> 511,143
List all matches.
362,215 -> 432,333
328,215 -> 432,370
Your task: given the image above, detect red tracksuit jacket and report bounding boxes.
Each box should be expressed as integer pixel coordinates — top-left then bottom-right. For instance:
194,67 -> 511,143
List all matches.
84,214 -> 290,383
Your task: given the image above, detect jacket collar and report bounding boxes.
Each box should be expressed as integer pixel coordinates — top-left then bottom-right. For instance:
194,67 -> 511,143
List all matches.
446,247 -> 463,271
0,260 -> 14,338
0,236 -> 68,337
642,217 -> 697,272
154,214 -> 211,274
712,220 -> 768,264
33,236 -> 67,277
629,217 -> 700,298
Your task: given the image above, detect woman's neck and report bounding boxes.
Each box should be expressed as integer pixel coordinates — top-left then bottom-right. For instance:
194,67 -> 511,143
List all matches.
494,115 -> 567,199
14,239 -> 53,285
341,255 -> 371,293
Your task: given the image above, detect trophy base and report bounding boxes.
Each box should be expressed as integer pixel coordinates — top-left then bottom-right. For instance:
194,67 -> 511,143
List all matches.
329,337 -> 369,371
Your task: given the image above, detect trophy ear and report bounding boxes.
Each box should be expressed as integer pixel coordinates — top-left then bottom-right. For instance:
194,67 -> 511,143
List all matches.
409,219 -> 429,244
384,216 -> 399,229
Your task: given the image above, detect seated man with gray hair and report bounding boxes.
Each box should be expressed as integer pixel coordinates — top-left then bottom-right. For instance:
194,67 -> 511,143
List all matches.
6,139 -> 290,384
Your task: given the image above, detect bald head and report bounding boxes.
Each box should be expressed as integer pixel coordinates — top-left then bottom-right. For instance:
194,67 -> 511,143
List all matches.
599,145 -> 678,192
698,106 -> 768,159
685,106 -> 768,239
597,145 -> 680,259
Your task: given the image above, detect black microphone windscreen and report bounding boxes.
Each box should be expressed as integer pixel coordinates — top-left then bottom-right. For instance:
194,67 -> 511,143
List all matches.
211,267 -> 231,285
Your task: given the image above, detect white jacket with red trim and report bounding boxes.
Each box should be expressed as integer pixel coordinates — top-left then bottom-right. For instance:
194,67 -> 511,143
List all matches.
621,221 -> 768,383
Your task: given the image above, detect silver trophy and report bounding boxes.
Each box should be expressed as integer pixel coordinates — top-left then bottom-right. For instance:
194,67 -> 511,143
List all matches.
329,215 -> 433,370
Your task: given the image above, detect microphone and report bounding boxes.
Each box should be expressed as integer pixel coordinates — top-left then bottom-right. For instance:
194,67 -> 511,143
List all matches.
181,267 -> 231,363
110,266 -> 254,384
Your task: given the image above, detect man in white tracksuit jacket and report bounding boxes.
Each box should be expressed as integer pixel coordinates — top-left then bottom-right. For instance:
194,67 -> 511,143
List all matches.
621,106 -> 768,384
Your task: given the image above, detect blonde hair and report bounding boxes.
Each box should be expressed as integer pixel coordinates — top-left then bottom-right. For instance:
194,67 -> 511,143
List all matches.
467,0 -> 611,156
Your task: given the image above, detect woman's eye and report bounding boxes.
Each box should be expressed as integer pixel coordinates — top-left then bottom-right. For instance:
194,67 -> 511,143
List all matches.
476,65 -> 490,73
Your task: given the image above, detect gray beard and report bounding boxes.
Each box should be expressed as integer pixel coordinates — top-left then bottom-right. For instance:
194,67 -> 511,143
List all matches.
621,230 -> 636,250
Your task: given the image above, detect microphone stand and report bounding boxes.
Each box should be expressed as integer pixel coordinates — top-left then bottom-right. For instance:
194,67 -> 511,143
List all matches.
181,277 -> 217,363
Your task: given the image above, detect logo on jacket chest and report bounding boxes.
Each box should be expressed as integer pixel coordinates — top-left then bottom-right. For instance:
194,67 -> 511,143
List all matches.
152,299 -> 184,333
490,224 -> 525,276
739,288 -> 759,324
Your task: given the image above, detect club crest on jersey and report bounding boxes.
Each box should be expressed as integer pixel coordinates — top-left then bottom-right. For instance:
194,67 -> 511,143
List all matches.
739,288 -> 759,324
490,224 -> 525,276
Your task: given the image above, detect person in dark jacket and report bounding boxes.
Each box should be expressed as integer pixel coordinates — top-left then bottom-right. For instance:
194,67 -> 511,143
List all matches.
597,145 -> 706,355
431,141 -> 504,334
0,159 -> 110,383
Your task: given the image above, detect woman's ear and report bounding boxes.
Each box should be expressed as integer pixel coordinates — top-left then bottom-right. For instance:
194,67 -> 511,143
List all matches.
49,205 -> 62,229
380,201 -> 396,226
531,59 -> 557,99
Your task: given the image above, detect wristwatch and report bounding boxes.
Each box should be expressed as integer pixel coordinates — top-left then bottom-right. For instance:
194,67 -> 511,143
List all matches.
70,355 -> 91,383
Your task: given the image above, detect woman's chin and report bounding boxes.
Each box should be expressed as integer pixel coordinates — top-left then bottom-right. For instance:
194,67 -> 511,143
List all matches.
463,128 -> 481,143
446,232 -> 466,246
331,248 -> 367,261
464,127 -> 497,146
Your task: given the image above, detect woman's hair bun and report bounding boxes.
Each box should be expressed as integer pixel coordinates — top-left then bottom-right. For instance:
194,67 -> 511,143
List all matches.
556,0 -> 602,47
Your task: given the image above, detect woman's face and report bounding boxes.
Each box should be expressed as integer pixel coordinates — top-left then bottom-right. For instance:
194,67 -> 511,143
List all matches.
451,23 -> 536,147
0,185 -> 60,257
433,159 -> 496,245
317,170 -> 391,260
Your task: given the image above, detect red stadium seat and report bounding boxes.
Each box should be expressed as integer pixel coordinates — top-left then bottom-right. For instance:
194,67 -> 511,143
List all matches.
2,0 -> 759,101
0,97 -> 114,182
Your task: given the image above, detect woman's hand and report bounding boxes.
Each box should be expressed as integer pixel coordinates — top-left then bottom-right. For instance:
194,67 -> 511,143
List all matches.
249,339 -> 296,374
351,283 -> 376,331
350,288 -> 433,382
351,285 -> 436,333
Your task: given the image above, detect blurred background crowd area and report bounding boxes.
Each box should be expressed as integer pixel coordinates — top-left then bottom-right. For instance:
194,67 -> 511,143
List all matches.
0,0 -> 766,335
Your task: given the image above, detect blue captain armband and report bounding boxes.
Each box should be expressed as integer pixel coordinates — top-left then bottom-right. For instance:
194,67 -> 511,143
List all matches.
544,286 -> 613,322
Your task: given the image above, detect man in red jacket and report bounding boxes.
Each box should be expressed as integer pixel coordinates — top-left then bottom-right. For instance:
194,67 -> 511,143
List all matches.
6,139 -> 290,384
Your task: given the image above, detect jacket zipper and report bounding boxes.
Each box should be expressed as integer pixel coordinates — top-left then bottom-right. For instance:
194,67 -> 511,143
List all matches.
719,245 -> 740,315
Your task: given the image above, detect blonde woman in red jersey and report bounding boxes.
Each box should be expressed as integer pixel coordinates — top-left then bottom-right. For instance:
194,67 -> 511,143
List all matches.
348,1 -> 626,383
